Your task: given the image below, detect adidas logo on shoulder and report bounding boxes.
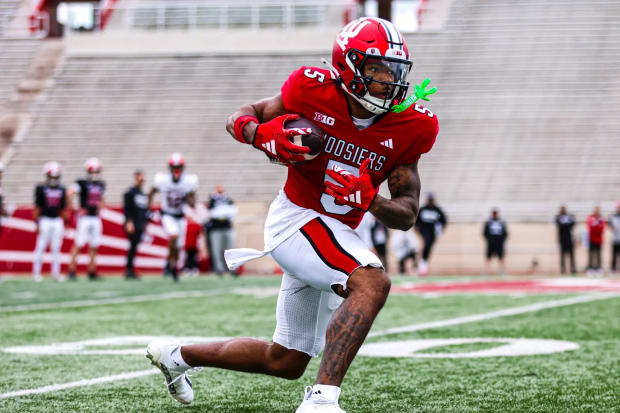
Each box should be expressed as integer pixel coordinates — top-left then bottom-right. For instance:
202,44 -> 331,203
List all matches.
380,139 -> 393,149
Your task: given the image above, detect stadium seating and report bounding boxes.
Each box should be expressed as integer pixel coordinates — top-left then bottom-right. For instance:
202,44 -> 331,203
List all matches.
1,0 -> 619,224
0,39 -> 40,107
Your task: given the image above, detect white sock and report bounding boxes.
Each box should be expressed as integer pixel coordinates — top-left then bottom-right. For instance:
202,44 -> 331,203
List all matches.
170,346 -> 191,370
312,384 -> 341,402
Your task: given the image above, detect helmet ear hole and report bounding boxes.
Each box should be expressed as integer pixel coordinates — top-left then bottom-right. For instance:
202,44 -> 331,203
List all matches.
337,63 -> 346,71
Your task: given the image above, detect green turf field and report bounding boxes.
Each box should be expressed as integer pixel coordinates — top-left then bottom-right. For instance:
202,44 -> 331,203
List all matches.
0,276 -> 618,412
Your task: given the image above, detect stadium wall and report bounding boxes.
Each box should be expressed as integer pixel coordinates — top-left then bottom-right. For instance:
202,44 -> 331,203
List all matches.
3,203 -> 613,276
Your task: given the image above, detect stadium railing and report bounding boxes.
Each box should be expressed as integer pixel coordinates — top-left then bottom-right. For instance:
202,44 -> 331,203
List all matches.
59,1 -> 345,34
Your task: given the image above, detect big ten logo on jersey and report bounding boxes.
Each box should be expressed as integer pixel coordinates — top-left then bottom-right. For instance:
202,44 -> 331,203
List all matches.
314,112 -> 335,126
45,188 -> 63,207
166,190 -> 185,209
86,185 -> 103,206
324,136 -> 386,171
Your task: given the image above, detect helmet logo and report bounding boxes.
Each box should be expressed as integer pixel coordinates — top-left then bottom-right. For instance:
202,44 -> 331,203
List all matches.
366,47 -> 381,56
337,19 -> 371,51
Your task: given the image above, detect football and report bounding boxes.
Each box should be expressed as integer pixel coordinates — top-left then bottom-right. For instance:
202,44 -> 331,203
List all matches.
285,116 -> 326,162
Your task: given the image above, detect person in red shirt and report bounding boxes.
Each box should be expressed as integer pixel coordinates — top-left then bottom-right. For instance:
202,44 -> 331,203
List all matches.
147,17 -> 438,412
586,206 -> 606,274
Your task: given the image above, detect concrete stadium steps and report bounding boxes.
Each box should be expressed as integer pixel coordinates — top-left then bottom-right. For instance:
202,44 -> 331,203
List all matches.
0,39 -> 40,105
3,54 -> 311,205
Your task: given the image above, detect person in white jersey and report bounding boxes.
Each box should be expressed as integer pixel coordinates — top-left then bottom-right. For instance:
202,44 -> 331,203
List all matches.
148,153 -> 198,281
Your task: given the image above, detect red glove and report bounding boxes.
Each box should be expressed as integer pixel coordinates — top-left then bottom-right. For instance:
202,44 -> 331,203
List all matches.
252,114 -> 311,164
324,158 -> 378,211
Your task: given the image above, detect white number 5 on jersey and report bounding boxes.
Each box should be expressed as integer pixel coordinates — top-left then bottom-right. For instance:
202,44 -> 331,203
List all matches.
321,160 -> 357,215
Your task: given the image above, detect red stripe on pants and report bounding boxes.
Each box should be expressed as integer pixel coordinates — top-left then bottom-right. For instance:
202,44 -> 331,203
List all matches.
300,219 -> 360,275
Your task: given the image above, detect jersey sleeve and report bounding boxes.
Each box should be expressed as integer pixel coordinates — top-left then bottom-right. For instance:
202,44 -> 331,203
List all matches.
186,174 -> 198,192
281,67 -> 306,113
153,173 -> 166,191
400,111 -> 439,165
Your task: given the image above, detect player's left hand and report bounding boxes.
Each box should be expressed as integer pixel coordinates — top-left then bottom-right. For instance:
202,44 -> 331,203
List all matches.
324,158 -> 378,211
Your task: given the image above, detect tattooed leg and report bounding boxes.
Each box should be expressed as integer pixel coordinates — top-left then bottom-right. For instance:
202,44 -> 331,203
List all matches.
316,266 -> 391,386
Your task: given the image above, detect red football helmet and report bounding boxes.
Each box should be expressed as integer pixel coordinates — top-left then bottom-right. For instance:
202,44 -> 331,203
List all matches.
85,157 -> 102,174
168,152 -> 185,181
331,17 -> 412,114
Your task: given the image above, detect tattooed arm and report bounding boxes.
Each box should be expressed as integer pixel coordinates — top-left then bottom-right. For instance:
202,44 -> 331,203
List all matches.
369,160 -> 421,231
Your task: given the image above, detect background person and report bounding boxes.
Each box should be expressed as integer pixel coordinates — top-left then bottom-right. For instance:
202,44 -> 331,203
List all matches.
32,162 -> 68,282
390,228 -> 418,275
610,202 -> 620,273
207,185 -> 237,276
415,193 -> 447,275
183,192 -> 209,276
483,208 -> 508,275
123,169 -> 148,280
586,206 -> 605,276
148,153 -> 198,282
555,205 -> 577,275
67,158 -> 106,280
372,220 -> 388,271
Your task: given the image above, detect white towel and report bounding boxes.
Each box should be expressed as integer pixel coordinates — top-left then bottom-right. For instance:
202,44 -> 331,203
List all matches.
224,248 -> 271,270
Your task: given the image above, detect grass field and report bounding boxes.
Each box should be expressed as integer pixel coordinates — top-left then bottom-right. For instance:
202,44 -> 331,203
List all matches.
0,275 -> 618,412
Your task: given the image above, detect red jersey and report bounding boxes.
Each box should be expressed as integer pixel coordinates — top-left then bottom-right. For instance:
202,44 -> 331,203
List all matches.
586,214 -> 605,245
280,66 -> 439,228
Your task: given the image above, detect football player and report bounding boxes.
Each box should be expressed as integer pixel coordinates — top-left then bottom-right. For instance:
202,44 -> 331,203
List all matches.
147,18 -> 438,412
33,162 -> 68,282
67,158 -> 106,280
148,153 -> 198,281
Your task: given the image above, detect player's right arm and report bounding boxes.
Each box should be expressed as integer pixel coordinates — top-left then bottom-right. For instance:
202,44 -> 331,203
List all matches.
225,94 -> 287,144
225,94 -> 310,164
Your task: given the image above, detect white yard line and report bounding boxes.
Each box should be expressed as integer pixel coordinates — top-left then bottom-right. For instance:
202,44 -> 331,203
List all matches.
368,293 -> 618,337
0,369 -> 158,400
1,292 -> 617,401
1,290 -> 225,313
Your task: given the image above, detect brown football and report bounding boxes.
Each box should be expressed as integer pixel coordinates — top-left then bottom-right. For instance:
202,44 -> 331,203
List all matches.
285,116 -> 326,162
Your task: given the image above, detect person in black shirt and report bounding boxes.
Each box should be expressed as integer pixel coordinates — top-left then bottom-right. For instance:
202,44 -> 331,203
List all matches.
207,185 -> 237,276
67,158 -> 106,280
415,194 -> 447,275
483,209 -> 508,275
33,162 -> 68,282
123,170 -> 148,279
555,205 -> 577,274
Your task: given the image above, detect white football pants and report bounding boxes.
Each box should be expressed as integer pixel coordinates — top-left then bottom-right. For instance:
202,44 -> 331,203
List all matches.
33,216 -> 64,277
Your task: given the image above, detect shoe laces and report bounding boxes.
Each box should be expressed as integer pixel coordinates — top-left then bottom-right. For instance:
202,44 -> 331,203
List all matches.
168,367 -> 202,387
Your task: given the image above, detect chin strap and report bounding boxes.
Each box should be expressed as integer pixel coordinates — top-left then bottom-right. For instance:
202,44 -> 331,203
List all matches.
321,57 -> 388,114
392,78 -> 437,113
